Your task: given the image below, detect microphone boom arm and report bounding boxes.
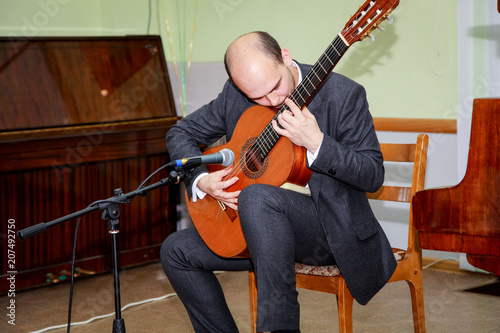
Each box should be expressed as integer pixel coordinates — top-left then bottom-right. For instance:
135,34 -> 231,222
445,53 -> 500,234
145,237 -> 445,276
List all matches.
17,169 -> 189,241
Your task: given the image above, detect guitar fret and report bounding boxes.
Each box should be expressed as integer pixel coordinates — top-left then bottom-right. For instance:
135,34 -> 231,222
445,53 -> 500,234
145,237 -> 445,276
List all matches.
258,142 -> 268,159
264,133 -> 273,151
302,80 -> 311,95
271,128 -> 279,145
293,89 -> 306,104
301,78 -> 317,101
319,58 -> 331,71
325,50 -> 340,65
319,54 -> 336,72
261,123 -> 279,153
313,65 -> 328,81
311,69 -> 321,81
330,45 -> 342,58
311,73 -> 321,84
303,76 -> 315,92
317,61 -> 328,75
323,51 -> 334,65
264,124 -> 280,150
326,48 -> 339,61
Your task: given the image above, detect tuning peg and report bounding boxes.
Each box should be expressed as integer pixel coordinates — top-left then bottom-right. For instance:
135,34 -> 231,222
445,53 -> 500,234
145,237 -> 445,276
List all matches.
376,24 -> 386,31
387,15 -> 394,24
369,33 -> 375,42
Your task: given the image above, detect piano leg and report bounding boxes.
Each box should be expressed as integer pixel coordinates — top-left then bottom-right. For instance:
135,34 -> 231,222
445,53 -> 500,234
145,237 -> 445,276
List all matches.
462,254 -> 500,296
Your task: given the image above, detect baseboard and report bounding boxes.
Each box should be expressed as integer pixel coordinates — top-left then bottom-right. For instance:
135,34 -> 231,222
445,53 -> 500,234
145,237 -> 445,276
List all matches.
422,257 -> 489,276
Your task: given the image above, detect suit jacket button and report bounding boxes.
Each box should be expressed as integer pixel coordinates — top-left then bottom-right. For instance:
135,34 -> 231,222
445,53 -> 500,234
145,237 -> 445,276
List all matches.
328,169 -> 336,176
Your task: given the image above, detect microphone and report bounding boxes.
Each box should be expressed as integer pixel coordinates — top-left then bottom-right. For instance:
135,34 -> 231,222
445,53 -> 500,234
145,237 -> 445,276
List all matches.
168,148 -> 234,168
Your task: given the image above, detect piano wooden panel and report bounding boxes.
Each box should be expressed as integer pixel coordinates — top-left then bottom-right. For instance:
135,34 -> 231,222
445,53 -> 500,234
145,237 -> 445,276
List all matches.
0,36 -> 174,130
0,36 -> 180,292
412,98 -> 500,275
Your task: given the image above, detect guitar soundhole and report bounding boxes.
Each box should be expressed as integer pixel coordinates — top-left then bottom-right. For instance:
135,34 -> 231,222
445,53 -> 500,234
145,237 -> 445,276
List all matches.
241,138 -> 269,179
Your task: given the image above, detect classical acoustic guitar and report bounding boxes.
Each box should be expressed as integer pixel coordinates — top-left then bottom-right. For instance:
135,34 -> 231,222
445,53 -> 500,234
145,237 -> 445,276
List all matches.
186,0 -> 400,258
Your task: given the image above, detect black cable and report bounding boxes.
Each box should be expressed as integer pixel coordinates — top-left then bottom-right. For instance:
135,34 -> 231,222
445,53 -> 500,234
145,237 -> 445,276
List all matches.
65,199 -> 129,332
136,163 -> 170,190
66,216 -> 82,333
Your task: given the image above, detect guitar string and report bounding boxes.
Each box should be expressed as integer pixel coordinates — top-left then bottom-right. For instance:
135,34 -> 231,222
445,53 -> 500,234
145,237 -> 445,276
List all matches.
219,4 -> 383,186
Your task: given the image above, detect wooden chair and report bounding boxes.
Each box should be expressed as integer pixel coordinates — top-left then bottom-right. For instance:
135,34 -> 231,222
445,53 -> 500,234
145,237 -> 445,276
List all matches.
249,134 -> 429,333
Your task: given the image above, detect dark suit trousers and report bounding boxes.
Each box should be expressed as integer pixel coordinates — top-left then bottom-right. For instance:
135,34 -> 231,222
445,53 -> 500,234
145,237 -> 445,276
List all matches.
160,184 -> 336,332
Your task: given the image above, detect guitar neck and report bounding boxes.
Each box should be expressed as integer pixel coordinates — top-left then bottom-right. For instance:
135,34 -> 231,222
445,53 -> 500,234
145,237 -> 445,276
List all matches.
256,34 -> 350,159
289,34 -> 349,110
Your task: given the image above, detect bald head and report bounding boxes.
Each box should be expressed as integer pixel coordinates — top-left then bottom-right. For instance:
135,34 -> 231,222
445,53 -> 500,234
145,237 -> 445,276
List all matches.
222,32 -> 297,108
224,31 -> 283,81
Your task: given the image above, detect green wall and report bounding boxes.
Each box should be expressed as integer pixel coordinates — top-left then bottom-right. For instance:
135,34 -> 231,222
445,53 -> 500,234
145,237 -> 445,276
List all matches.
0,0 -> 459,119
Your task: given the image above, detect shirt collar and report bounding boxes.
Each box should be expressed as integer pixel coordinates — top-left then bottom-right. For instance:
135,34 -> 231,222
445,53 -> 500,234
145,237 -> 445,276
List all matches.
291,60 -> 303,85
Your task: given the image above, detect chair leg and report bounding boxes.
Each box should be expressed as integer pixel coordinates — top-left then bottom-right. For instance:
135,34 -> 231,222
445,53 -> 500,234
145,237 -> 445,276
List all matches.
406,274 -> 426,333
336,277 -> 353,333
248,271 -> 258,333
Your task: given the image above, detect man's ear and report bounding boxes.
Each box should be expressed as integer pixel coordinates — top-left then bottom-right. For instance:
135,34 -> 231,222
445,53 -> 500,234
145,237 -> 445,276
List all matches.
281,49 -> 293,66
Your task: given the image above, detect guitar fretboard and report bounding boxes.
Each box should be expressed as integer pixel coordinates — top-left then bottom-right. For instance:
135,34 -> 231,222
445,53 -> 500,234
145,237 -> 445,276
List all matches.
254,35 -> 350,160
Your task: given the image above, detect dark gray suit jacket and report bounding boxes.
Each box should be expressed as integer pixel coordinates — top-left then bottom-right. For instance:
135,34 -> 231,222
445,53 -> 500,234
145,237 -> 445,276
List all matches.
165,62 -> 397,305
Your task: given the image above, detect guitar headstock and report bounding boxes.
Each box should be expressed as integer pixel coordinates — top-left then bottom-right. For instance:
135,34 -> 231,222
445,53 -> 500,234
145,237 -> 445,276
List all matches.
340,0 -> 400,45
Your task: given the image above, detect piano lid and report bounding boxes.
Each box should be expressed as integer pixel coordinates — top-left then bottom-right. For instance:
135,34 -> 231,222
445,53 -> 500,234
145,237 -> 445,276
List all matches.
0,36 -> 176,132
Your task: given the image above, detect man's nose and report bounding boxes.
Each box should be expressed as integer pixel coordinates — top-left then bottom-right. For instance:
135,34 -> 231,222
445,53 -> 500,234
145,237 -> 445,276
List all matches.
266,92 -> 280,107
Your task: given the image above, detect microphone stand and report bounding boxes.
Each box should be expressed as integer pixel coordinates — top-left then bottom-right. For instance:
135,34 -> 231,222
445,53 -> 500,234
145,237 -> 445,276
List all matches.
17,168 -> 192,333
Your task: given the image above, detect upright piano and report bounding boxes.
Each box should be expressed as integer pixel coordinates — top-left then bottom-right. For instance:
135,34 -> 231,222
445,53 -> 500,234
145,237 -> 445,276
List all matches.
0,36 -> 179,292
412,98 -> 500,276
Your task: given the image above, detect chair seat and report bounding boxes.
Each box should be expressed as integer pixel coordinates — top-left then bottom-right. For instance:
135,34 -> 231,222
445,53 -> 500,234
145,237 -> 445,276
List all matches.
295,249 -> 406,277
295,263 -> 341,276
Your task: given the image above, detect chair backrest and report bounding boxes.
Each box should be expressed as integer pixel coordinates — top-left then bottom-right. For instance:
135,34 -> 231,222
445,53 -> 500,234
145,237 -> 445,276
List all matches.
367,134 -> 429,253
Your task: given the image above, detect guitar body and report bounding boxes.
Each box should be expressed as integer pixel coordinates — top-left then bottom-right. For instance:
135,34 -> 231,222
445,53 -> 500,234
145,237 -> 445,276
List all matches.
186,105 -> 312,258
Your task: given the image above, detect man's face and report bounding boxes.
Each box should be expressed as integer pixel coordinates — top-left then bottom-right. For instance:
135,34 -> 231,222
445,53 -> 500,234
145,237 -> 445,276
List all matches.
232,54 -> 296,109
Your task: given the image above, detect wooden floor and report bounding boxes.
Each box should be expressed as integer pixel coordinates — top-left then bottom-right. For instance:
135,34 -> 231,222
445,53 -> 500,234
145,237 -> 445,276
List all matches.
1,260 -> 499,332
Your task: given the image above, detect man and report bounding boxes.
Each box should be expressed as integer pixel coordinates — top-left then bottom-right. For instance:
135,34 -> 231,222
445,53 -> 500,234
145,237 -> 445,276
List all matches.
161,31 -> 396,333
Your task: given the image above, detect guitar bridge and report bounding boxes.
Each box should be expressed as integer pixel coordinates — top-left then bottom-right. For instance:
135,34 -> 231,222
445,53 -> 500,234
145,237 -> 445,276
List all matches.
217,200 -> 238,222
217,200 -> 226,211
